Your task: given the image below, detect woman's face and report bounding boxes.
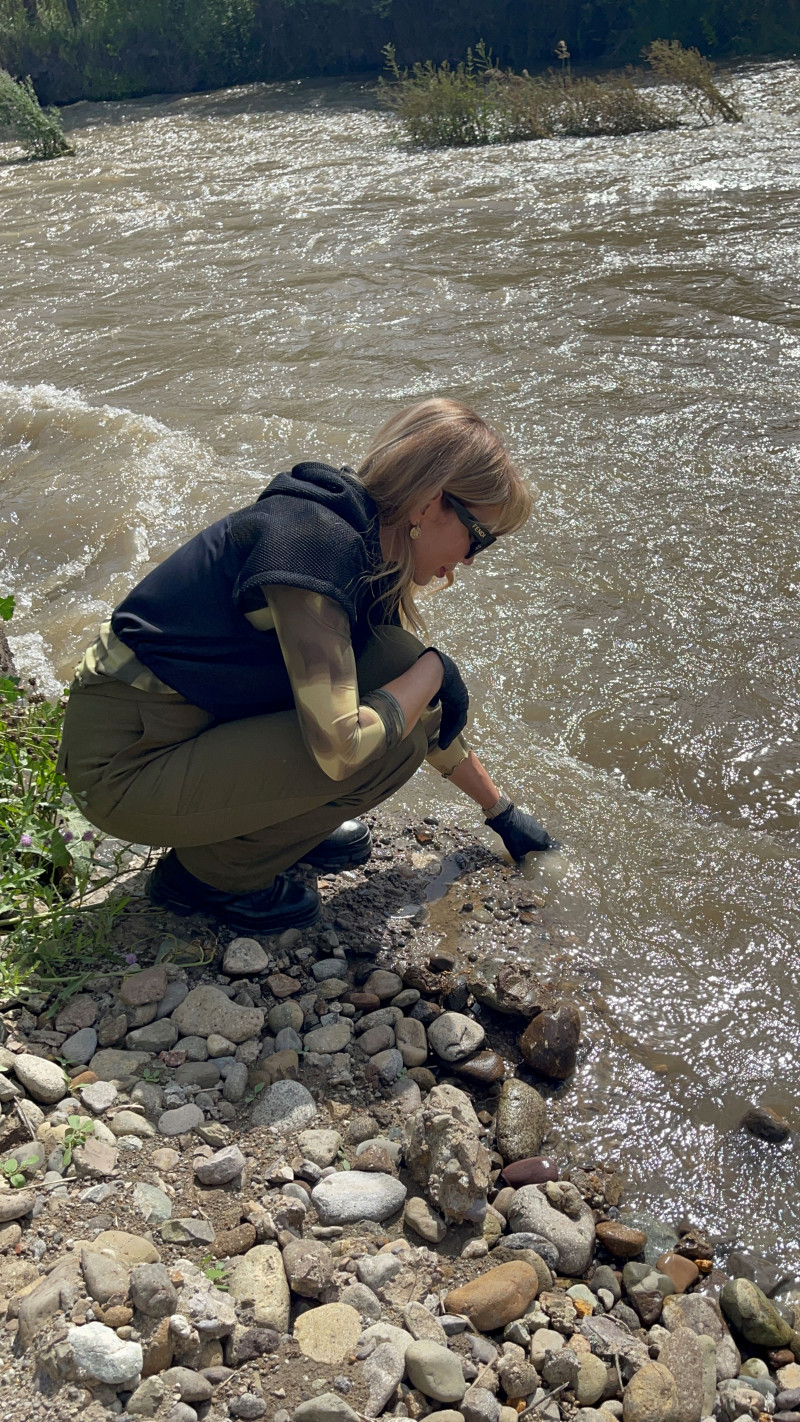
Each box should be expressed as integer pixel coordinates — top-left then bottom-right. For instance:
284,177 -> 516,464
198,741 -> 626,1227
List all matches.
408,491 -> 500,586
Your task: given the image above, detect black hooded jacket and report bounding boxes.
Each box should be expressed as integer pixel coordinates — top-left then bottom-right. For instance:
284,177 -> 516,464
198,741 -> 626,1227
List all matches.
111,463 -> 392,721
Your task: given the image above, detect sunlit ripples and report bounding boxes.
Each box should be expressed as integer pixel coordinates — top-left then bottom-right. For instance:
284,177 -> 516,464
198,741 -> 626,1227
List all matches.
2,61 -> 800,1265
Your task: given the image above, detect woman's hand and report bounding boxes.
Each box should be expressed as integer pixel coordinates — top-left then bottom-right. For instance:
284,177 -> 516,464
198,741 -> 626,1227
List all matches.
488,802 -> 559,857
427,649 -> 469,750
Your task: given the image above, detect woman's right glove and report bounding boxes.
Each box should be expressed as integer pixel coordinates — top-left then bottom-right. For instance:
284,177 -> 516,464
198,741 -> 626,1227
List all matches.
488,802 -> 559,857
425,648 -> 469,750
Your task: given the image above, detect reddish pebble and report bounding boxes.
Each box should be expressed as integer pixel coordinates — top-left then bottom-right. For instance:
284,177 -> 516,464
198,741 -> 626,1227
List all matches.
769,1348 -> 796,1368
595,1221 -> 648,1259
343,992 -> 381,1011
501,1156 -> 559,1187
266,973 -> 301,998
656,1251 -> 700,1293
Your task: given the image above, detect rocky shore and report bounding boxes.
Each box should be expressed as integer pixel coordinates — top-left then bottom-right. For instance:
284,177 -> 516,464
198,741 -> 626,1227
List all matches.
0,811 -> 797,1422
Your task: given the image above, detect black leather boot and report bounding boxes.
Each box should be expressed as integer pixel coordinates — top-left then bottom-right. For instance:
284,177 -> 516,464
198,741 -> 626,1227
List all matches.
147,850 -> 320,932
300,819 -> 372,872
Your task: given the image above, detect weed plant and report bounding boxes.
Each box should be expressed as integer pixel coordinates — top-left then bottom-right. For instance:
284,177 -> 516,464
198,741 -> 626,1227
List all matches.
0,597 -> 132,1003
380,38 -> 744,149
643,39 -> 742,123
0,67 -> 73,158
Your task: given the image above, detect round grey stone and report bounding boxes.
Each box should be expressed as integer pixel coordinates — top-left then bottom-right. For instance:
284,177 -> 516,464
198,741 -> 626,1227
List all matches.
12,1054 -> 68,1104
125,1019 -> 179,1053
303,1021 -> 352,1053
405,1340 -> 466,1403
222,937 -> 270,976
251,1079 -> 317,1133
267,1000 -> 304,1034
194,1144 -> 246,1186
312,959 -> 348,981
427,1013 -> 485,1063
223,1061 -> 249,1103
130,1261 -> 178,1317
311,1170 -> 406,1224
61,1028 -> 98,1065
158,1103 -> 204,1136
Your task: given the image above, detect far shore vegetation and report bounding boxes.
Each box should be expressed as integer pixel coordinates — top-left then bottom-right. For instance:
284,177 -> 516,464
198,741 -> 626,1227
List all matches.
0,66 -> 73,158
0,0 -> 796,107
379,38 -> 742,149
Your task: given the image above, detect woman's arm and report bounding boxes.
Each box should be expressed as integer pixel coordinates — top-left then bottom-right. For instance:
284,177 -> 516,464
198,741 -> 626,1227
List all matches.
263,587 -> 444,782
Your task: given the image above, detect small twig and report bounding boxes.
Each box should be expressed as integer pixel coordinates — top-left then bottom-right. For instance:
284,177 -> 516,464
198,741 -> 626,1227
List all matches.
520,1380 -> 568,1417
14,1098 -> 36,1140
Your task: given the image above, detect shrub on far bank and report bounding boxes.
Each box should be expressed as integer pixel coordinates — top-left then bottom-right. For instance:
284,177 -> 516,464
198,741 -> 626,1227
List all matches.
0,67 -> 73,158
643,38 -> 742,123
379,38 -> 746,149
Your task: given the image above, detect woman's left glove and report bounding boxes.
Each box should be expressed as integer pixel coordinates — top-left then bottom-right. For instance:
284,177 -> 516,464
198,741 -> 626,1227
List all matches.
426,648 -> 469,751
487,802 -> 559,857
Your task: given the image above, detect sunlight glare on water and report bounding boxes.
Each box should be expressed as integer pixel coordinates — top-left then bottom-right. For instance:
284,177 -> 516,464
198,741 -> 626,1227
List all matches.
1,62 -> 799,1267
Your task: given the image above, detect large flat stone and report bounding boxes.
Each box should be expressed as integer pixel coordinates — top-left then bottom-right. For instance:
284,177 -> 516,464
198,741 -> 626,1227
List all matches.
172,985 -> 264,1044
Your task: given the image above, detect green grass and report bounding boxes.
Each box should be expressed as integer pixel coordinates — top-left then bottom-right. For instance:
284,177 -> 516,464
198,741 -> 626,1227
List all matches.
0,67 -> 73,159
378,38 -> 745,149
0,597 -> 138,1004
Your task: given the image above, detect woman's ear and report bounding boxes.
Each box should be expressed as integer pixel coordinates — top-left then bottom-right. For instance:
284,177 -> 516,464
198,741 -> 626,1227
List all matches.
415,490 -> 445,523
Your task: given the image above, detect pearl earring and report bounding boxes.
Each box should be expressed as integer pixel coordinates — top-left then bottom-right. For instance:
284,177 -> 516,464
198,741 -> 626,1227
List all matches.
410,524 -> 421,539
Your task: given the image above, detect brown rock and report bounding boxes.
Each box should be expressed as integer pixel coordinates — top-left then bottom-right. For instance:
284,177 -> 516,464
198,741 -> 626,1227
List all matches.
342,992 -> 381,1011
768,1347 -> 795,1367
621,1361 -> 678,1421
74,1136 -> 118,1178
656,1251 -> 700,1294
518,1000 -> 581,1079
54,995 -> 97,1033
407,1067 -> 437,1092
355,1145 -> 398,1174
595,1221 -> 647,1260
453,1050 -> 510,1084
674,1227 -> 714,1261
263,1050 -> 299,1084
69,1070 -> 98,1088
266,973 -> 301,999
210,1224 -> 257,1259
444,1261 -> 540,1331
0,1191 -> 36,1223
100,1304 -> 134,1327
97,1013 -> 129,1047
141,1315 -> 174,1376
119,966 -> 168,1007
742,1104 -> 791,1143
501,1156 -> 559,1188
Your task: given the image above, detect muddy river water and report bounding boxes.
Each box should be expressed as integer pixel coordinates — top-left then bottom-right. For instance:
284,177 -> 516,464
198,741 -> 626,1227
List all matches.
1,64 -> 799,1271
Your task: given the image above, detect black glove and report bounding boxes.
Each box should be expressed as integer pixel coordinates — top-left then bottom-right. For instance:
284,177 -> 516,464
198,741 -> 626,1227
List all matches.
425,648 -> 469,751
488,802 -> 559,857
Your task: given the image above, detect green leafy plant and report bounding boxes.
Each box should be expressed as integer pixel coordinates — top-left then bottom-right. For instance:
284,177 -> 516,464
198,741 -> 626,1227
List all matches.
0,598 -> 136,1001
141,1065 -> 164,1084
1,1153 -> 39,1188
0,67 -> 74,159
61,1115 -> 94,1170
379,40 -> 682,150
643,39 -> 742,123
201,1255 -> 229,1289
243,1080 -> 265,1105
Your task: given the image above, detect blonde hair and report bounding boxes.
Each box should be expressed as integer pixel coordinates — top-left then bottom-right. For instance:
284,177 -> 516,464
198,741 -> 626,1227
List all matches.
356,397 -> 533,633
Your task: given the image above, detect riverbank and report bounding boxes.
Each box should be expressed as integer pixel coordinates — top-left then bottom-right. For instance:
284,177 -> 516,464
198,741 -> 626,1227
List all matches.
0,811 -> 798,1420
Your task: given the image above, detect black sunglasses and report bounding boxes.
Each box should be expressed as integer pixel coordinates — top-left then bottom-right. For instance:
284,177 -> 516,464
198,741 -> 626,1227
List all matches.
444,493 -> 497,560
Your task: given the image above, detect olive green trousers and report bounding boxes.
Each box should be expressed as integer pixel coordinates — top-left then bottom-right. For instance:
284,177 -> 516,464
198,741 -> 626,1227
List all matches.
58,626 -> 428,892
